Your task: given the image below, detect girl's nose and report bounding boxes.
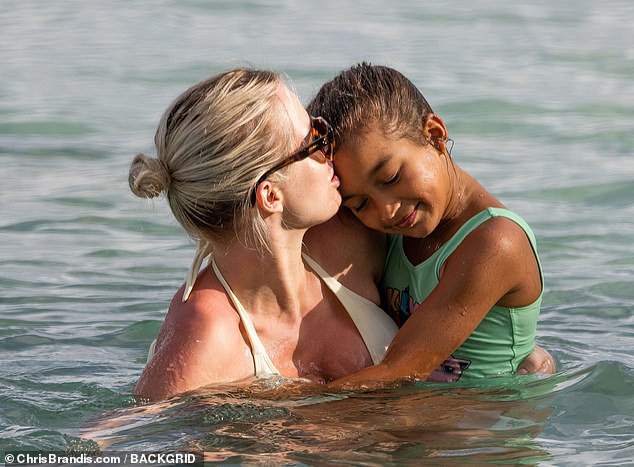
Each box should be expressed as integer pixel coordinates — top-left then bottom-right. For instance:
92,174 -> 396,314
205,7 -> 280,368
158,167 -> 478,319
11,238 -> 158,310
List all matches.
376,196 -> 399,222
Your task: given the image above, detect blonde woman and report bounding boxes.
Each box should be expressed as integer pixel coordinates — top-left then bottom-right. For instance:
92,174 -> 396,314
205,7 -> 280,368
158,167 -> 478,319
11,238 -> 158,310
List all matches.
129,69 -> 398,401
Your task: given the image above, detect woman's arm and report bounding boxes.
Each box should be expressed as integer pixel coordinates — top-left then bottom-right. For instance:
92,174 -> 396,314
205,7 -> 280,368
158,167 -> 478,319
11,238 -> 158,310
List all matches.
517,345 -> 556,375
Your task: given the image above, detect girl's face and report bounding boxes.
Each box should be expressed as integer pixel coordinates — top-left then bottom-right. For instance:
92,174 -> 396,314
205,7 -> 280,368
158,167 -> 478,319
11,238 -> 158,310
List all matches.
334,124 -> 450,238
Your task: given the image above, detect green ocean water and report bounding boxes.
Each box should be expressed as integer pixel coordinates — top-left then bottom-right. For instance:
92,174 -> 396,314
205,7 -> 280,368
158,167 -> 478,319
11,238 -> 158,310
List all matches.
1,0 -> 633,465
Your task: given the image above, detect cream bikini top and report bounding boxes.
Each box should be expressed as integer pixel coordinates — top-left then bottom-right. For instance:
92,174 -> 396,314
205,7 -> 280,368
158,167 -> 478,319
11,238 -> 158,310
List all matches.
148,243 -> 398,377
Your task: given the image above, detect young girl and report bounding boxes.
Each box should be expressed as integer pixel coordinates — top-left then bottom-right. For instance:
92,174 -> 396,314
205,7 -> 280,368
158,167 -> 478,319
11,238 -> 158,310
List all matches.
309,63 -> 550,384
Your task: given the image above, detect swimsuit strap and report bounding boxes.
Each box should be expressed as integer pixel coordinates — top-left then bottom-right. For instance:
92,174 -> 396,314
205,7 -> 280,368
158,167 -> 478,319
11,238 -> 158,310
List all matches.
302,253 -> 398,365
435,207 -> 542,284
211,258 -> 280,377
182,240 -> 212,302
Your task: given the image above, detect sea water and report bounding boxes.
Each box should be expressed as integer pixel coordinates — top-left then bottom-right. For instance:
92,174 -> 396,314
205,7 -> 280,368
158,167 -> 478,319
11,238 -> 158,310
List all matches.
1,0 -> 633,465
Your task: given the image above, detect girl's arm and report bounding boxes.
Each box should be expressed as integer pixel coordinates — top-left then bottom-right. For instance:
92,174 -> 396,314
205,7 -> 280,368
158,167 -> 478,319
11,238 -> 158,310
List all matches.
331,216 -> 544,387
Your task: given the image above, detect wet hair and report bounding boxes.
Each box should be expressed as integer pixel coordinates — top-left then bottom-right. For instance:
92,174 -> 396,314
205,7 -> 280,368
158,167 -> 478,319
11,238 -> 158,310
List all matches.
129,68 -> 297,251
307,62 -> 435,149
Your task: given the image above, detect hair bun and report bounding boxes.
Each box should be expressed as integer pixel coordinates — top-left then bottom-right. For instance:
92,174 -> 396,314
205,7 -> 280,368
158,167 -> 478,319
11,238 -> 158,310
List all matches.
128,153 -> 172,199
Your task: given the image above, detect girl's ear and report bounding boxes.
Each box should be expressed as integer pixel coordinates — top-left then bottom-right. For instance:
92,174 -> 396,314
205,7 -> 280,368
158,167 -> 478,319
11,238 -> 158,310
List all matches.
254,180 -> 284,214
422,114 -> 449,154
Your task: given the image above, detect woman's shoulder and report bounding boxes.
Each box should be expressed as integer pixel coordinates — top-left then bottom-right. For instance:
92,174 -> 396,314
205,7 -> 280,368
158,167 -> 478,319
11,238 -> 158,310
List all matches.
165,267 -> 242,337
305,210 -> 385,264
304,210 -> 386,301
135,270 -> 250,400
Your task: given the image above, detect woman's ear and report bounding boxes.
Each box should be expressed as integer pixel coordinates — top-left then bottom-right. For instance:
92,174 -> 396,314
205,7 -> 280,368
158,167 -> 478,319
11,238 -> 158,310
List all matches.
254,180 -> 284,214
422,114 -> 449,154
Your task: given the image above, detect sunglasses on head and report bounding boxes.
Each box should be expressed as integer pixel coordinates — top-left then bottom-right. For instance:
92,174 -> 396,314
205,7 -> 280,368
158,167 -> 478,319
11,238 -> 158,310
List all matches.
249,116 -> 336,206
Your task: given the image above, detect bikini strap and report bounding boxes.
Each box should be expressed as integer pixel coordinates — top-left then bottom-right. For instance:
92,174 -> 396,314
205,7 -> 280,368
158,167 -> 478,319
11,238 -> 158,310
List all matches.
182,240 -> 212,302
302,253 -> 398,365
211,258 -> 280,377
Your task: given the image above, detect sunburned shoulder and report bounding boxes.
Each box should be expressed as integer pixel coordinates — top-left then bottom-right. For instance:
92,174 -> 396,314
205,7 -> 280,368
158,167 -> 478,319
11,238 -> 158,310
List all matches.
135,274 -> 249,401
160,276 -> 245,355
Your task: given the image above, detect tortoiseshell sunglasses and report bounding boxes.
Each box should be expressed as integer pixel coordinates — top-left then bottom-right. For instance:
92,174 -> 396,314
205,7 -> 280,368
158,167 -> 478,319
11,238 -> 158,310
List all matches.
250,116 -> 336,206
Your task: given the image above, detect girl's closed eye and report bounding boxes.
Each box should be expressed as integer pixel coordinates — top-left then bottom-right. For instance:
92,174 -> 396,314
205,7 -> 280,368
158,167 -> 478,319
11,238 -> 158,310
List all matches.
350,198 -> 368,213
349,171 -> 399,213
384,170 -> 400,185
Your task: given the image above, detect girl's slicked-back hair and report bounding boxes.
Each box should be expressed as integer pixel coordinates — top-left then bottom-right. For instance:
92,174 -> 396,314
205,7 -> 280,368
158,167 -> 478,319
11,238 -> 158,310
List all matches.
307,62 -> 434,148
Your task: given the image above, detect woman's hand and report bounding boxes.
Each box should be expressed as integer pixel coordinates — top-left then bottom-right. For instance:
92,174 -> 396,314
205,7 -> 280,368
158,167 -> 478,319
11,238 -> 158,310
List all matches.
517,345 -> 556,375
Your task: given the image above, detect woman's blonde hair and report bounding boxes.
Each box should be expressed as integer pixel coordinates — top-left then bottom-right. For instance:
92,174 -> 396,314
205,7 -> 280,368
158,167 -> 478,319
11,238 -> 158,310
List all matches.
129,68 -> 298,252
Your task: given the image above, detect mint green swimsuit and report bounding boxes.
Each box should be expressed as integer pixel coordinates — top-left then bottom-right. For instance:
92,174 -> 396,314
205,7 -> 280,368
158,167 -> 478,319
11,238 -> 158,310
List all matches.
382,208 -> 543,381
